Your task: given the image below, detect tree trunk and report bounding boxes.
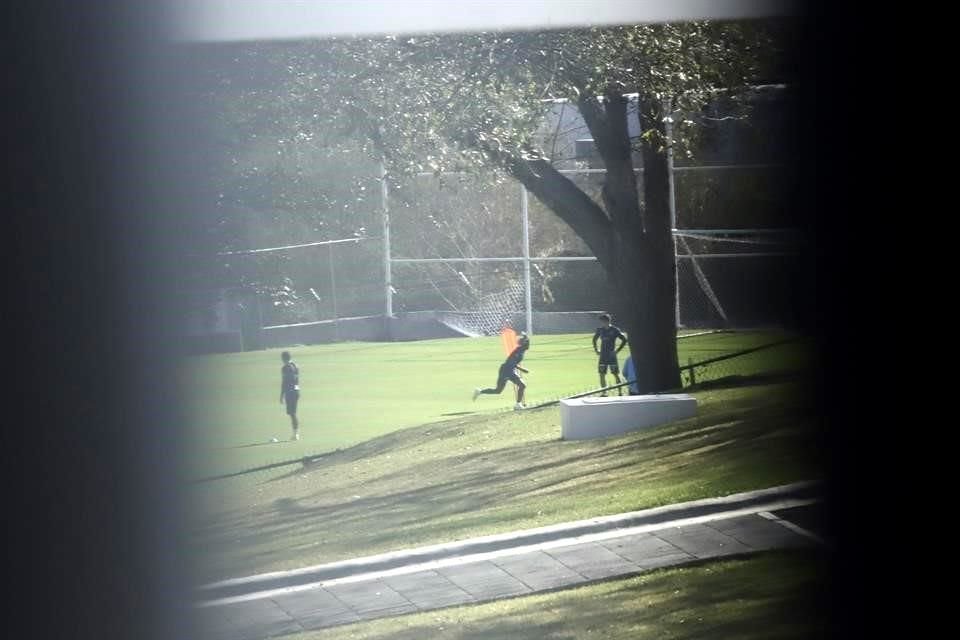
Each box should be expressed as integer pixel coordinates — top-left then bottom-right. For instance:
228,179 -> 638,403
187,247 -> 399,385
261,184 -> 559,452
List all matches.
601,216 -> 680,389
624,93 -> 681,392
585,92 -> 681,393
496,92 -> 681,393
611,232 -> 681,393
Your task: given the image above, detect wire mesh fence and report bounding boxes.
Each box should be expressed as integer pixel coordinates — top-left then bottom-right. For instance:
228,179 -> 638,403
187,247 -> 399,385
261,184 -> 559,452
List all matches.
180,161 -> 803,350
679,336 -> 809,388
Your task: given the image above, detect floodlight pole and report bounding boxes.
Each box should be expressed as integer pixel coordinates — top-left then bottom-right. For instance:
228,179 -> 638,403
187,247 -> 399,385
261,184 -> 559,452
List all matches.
328,243 -> 340,341
521,185 -> 533,336
380,160 -> 393,319
664,97 -> 681,330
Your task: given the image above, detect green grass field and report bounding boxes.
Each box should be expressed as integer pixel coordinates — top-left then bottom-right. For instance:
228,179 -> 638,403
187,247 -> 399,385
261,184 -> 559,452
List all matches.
187,380 -> 819,583
183,329 -> 822,637
179,330 -> 809,481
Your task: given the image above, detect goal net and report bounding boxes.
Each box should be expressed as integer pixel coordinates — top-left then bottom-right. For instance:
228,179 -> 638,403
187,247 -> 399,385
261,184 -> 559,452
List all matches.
674,229 -> 803,329
436,279 -> 525,337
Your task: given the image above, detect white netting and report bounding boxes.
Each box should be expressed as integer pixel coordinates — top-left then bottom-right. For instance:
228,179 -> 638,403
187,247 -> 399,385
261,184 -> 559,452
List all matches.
436,280 -> 524,337
674,230 -> 802,329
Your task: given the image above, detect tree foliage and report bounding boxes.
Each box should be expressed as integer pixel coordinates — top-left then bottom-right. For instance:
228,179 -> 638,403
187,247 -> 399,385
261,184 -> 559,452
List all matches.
185,19 -> 793,390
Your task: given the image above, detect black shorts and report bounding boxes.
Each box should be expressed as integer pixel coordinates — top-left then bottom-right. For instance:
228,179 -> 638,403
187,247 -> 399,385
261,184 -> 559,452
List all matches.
284,389 -> 300,416
598,353 -> 619,374
499,363 -> 523,387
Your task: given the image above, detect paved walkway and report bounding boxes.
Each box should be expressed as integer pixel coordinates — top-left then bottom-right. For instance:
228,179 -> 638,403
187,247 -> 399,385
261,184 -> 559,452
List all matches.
195,482 -> 823,639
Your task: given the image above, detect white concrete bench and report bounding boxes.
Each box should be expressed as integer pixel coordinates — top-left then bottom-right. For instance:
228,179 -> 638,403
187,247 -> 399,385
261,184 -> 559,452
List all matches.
560,394 -> 697,440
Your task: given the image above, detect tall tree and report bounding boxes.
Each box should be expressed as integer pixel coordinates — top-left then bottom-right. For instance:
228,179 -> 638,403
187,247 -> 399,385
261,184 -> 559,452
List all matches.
197,20 -> 787,391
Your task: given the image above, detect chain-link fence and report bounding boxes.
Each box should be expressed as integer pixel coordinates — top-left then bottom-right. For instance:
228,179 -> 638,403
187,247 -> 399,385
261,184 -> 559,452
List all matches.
181,162 -> 801,353
678,334 -> 810,389
675,231 -> 803,329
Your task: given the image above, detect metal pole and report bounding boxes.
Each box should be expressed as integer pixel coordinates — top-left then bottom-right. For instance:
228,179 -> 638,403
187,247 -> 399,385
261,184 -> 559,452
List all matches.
389,256 -> 597,263
380,160 -> 393,318
328,243 -> 339,342
664,97 -> 681,330
521,185 -> 533,335
256,294 -> 265,350
236,295 -> 246,353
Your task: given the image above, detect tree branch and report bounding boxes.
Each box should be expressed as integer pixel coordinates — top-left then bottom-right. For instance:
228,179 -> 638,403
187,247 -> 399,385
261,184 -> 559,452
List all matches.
467,139 -> 613,268
579,92 -> 643,233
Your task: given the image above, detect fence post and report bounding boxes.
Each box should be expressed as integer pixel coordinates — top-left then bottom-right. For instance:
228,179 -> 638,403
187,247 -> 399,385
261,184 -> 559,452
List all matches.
521,184 -> 533,336
665,96 -> 680,330
380,160 -> 392,319
328,243 -> 339,342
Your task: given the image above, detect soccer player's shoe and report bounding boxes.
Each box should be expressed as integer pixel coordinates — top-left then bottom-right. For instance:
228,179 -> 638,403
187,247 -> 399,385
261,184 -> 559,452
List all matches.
473,388 -> 481,401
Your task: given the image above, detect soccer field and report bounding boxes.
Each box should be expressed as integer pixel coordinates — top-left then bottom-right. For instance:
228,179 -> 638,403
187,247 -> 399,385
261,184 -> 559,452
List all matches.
178,330 -> 806,480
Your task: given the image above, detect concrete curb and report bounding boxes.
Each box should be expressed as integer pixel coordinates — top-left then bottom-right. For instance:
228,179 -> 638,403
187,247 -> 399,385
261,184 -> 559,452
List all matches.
196,481 -> 821,602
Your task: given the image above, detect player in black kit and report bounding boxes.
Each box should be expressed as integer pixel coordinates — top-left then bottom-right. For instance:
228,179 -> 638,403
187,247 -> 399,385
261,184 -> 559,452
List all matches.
592,314 -> 627,396
473,332 -> 531,410
280,351 -> 301,440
